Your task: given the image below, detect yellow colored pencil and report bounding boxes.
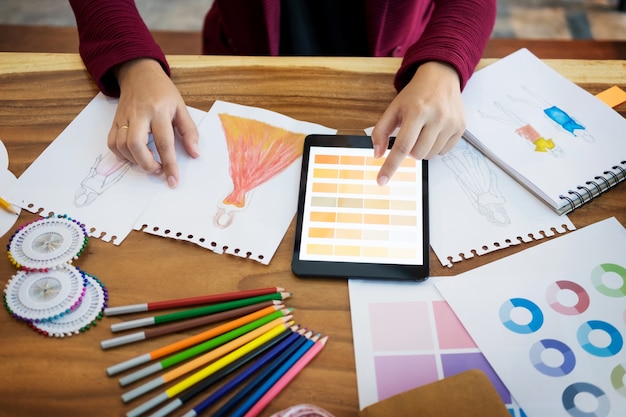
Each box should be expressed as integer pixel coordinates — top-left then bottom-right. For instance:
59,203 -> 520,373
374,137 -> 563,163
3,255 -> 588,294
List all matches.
0,196 -> 17,215
165,319 -> 293,398
121,314 -> 293,403
124,319 -> 294,417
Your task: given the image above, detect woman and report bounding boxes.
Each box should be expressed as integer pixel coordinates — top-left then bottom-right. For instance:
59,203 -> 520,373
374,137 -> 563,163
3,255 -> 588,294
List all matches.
69,0 -> 496,189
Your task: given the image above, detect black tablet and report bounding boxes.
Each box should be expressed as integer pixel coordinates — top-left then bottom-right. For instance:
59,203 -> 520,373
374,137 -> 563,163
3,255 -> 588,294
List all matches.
291,134 -> 429,281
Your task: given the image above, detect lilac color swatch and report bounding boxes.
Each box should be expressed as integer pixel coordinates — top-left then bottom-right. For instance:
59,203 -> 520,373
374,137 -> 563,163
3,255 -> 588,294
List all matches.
373,354 -> 438,401
369,301 -> 433,351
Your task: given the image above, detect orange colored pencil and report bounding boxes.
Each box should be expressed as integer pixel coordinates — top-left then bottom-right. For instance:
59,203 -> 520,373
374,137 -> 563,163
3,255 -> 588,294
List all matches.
107,303 -> 284,376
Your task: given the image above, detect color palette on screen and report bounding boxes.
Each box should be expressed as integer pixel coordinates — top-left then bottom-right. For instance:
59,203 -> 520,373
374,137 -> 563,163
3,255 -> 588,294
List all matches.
299,146 -> 424,265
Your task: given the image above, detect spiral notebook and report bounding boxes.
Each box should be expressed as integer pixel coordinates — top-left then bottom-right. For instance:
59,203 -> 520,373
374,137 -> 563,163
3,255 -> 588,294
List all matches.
462,48 -> 626,215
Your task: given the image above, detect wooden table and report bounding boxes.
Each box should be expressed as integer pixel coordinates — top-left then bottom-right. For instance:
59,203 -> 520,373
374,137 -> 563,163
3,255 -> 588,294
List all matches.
0,53 -> 625,417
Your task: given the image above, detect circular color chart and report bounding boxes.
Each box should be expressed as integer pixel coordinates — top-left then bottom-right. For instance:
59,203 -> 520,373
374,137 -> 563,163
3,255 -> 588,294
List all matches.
577,320 -> 623,357
3,264 -> 88,323
591,263 -> 626,297
7,215 -> 88,272
529,339 -> 576,377
611,363 -> 626,397
562,382 -> 610,417
499,297 -> 544,334
546,280 -> 590,315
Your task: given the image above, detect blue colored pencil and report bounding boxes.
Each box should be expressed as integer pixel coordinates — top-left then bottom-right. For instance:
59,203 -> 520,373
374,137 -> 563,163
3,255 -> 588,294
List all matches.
186,330 -> 311,417
227,334 -> 319,417
147,326 -> 296,417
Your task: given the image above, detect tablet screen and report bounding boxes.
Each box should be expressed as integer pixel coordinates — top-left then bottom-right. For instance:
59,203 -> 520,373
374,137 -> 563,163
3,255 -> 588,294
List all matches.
292,135 -> 429,281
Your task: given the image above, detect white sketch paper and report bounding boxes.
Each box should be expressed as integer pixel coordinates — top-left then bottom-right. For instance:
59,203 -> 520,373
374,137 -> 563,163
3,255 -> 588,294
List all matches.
0,139 -> 21,238
136,100 -> 336,264
6,93 -> 207,244
429,138 -> 574,266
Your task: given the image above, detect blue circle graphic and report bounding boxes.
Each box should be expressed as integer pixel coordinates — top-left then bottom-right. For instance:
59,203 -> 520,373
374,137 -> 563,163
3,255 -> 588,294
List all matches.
577,320 -> 623,357
530,339 -> 576,377
529,339 -> 576,377
499,298 -> 544,334
562,382 -> 610,417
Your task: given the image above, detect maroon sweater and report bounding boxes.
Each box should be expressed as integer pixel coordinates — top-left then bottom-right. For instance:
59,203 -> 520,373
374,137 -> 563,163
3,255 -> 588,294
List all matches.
69,0 -> 496,97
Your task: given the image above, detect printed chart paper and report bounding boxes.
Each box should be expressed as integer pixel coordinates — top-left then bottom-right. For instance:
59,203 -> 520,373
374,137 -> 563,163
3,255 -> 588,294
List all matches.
348,278 -> 523,415
436,217 -> 626,417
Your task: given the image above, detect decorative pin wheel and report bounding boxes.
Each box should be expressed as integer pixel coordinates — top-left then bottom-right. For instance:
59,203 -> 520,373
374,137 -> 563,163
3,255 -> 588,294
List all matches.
4,214 -> 108,337
7,214 -> 88,272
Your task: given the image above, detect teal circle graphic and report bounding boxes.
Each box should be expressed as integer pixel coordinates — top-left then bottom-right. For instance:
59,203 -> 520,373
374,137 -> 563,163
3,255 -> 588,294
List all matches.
562,382 -> 610,417
529,339 -> 576,377
611,363 -> 626,397
499,298 -> 543,334
577,320 -> 623,357
591,263 -> 626,297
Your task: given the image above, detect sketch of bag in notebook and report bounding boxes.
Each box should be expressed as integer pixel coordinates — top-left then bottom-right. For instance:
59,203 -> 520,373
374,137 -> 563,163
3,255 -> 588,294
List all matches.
479,101 -> 565,159
507,85 -> 595,143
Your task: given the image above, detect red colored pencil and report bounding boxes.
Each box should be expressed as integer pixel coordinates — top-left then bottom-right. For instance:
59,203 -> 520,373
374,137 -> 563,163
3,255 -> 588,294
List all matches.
104,287 -> 285,316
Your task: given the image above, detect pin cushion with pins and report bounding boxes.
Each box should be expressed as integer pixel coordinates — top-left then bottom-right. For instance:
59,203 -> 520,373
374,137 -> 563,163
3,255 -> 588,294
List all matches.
3,214 -> 108,337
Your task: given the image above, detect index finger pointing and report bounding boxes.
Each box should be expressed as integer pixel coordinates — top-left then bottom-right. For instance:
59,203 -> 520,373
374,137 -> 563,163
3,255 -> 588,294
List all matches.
376,124 -> 422,186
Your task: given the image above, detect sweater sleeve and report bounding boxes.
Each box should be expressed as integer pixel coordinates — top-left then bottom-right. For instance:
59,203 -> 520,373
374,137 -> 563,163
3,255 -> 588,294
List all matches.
394,0 -> 496,92
69,0 -> 170,97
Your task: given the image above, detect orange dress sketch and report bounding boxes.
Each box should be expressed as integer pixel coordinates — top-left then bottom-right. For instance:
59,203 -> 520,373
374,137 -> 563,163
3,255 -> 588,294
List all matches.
214,113 -> 305,228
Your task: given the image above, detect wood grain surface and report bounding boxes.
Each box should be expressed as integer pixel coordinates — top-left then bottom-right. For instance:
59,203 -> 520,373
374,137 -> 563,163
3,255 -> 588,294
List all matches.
0,53 -> 624,417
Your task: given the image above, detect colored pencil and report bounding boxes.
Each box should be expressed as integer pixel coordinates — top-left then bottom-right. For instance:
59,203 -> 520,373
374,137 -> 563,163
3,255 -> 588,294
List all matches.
107,304 -> 284,375
119,309 -> 292,387
126,320 -> 294,417
227,334 -> 321,417
179,328 -> 307,417
121,315 -> 293,403
209,331 -> 314,417
242,336 -> 328,417
110,292 -> 291,332
105,287 -> 285,316
0,196 -> 18,215
101,300 -> 279,349
147,326 -> 297,417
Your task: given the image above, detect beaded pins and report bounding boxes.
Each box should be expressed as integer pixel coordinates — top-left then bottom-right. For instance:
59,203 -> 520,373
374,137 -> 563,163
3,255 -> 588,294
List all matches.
3,214 -> 108,337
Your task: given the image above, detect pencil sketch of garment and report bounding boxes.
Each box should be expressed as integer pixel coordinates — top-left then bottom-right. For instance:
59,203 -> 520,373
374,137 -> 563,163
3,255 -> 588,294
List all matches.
443,140 -> 510,226
214,113 -> 305,228
507,85 -> 594,142
75,152 -> 132,207
480,101 -> 564,158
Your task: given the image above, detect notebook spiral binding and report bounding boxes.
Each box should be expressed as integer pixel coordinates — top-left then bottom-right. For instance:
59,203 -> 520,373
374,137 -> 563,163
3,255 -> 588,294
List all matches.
559,160 -> 626,214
